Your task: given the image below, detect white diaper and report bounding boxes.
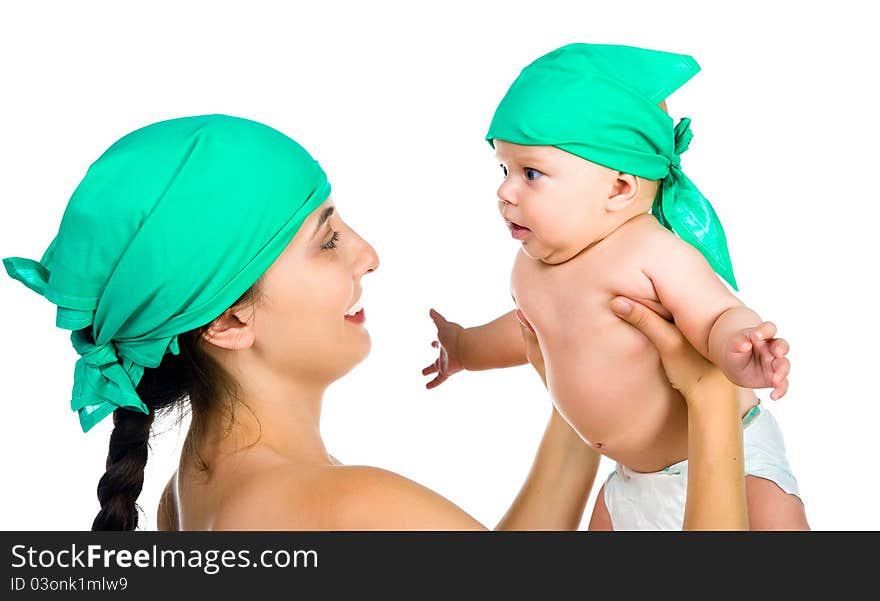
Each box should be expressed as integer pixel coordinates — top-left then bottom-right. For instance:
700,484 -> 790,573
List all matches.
602,401 -> 800,531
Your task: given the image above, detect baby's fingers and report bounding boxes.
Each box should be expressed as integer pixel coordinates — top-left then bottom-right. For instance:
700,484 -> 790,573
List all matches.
751,321 -> 777,343
770,377 -> 789,400
729,330 -> 752,355
422,362 -> 438,376
429,308 -> 448,326
771,356 -> 790,385
769,337 -> 789,358
426,373 -> 448,389
422,343 -> 440,376
759,344 -> 776,386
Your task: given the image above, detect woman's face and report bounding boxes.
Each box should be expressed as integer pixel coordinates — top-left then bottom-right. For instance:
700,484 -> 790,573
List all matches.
250,197 -> 379,384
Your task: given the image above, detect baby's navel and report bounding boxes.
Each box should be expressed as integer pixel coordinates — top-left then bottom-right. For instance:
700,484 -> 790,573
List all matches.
592,442 -> 604,449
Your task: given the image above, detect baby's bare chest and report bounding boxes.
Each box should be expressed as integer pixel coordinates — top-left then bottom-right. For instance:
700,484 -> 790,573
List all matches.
508,232 -> 688,470
510,242 -> 668,341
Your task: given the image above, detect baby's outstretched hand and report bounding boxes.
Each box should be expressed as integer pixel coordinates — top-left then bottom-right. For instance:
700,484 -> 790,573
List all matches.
721,321 -> 790,400
421,308 -> 465,389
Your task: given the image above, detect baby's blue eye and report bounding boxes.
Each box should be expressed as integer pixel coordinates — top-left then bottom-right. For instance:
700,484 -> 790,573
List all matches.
524,168 -> 543,181
500,164 -> 508,178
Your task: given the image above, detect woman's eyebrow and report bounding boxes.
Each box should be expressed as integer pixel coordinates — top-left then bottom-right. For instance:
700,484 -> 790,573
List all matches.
312,206 -> 335,237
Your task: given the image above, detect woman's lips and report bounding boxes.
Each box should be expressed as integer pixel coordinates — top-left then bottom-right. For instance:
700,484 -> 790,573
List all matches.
344,308 -> 366,324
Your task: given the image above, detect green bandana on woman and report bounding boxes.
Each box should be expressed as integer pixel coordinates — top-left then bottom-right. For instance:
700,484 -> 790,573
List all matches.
3,114 -> 331,432
485,43 -> 738,291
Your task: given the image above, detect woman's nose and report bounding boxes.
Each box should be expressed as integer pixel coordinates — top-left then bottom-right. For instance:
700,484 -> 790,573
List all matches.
357,235 -> 379,276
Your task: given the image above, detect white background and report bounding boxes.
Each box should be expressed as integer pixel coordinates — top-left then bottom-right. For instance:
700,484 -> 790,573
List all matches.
1,0 -> 877,530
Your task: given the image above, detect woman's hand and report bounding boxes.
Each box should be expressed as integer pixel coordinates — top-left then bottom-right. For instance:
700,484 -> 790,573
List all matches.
609,297 -> 733,409
609,295 -> 748,530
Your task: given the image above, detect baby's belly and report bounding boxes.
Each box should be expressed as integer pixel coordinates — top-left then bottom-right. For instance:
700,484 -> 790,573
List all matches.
542,324 -> 691,473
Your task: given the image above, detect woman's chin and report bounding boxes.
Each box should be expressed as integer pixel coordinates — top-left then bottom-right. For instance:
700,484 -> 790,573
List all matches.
341,337 -> 372,374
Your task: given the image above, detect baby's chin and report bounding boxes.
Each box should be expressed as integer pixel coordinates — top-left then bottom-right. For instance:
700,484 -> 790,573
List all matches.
527,241 -> 591,265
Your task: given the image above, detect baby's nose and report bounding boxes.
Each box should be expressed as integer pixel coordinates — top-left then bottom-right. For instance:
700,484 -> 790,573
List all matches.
497,180 -> 516,205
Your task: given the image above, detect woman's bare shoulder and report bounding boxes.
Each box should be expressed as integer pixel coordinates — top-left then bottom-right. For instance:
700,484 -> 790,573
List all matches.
157,474 -> 179,531
211,463 -> 484,531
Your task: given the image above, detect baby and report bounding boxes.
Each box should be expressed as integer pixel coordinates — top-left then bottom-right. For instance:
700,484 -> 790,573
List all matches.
423,44 -> 808,530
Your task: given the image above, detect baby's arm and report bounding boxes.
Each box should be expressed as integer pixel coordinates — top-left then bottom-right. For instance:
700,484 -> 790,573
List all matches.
458,309 -> 529,370
422,309 -> 527,389
642,230 -> 791,399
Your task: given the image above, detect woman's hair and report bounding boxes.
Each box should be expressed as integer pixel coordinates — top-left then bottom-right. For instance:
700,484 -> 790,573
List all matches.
91,277 -> 264,531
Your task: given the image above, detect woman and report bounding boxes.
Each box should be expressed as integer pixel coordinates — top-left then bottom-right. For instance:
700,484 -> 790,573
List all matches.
3,114 -> 749,531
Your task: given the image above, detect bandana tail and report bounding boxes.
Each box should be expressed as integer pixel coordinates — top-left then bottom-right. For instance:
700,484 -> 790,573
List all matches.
655,170 -> 739,291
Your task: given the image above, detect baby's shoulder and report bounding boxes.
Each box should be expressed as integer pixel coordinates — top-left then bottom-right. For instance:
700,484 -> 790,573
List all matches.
609,214 -> 701,271
615,213 -> 683,250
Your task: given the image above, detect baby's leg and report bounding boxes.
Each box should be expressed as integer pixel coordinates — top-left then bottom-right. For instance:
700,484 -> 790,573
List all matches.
745,475 -> 810,530
587,483 -> 614,531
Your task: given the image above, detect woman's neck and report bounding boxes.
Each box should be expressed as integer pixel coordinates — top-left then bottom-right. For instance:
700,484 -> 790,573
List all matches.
196,366 -> 333,469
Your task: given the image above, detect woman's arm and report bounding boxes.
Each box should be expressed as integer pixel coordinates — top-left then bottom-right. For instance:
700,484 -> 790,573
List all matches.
496,407 -> 599,530
683,378 -> 748,530
495,314 -> 599,530
609,296 -> 749,530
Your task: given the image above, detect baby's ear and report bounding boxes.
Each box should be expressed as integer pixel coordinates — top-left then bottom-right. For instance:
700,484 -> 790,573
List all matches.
607,172 -> 641,213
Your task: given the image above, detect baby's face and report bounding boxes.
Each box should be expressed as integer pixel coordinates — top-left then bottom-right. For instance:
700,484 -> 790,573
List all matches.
494,140 -> 621,264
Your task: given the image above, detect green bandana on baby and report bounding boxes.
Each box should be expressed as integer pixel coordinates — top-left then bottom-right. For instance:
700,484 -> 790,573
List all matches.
485,43 -> 738,291
3,114 -> 331,432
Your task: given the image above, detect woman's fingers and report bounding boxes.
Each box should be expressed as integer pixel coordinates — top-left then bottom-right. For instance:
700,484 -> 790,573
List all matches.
610,295 -> 726,400
609,297 -> 682,353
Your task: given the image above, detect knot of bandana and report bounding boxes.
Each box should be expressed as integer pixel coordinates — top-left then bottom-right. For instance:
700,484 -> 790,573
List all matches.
69,329 -> 151,431
653,116 -> 738,291
669,117 -> 693,171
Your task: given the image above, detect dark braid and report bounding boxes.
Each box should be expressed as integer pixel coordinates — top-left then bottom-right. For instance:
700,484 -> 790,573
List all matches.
91,406 -> 156,530
90,278 -> 264,531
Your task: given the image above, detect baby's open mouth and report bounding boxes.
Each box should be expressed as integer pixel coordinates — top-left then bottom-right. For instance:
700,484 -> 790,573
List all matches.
506,219 -> 531,240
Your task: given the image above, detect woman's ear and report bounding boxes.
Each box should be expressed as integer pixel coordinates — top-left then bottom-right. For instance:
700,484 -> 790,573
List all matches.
606,172 -> 641,213
200,307 -> 256,351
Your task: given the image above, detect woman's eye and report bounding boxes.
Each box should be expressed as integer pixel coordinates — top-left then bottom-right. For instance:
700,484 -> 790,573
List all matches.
499,164 -> 508,178
321,230 -> 341,250
524,168 -> 543,181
